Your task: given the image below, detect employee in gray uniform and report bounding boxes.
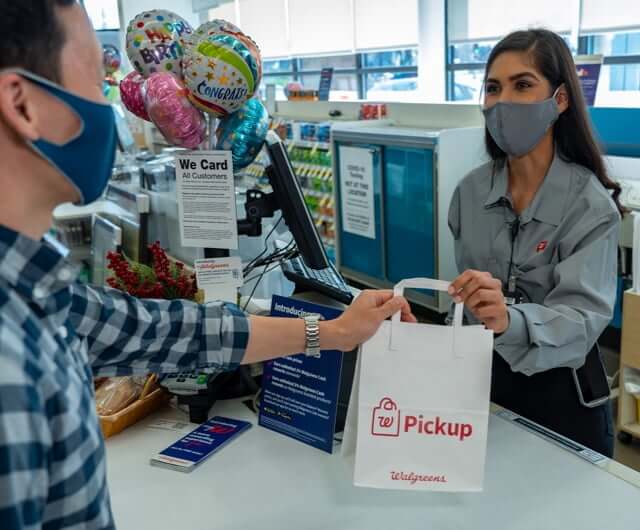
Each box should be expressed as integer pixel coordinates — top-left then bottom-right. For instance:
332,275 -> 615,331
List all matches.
447,29 -> 625,456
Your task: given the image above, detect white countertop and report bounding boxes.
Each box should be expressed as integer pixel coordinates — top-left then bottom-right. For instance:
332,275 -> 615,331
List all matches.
106,399 -> 640,530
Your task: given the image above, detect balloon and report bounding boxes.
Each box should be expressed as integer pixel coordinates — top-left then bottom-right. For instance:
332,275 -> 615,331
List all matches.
120,71 -> 150,121
185,20 -> 263,84
103,44 -> 121,75
216,98 -> 270,170
125,10 -> 193,78
183,33 -> 261,117
192,19 -> 243,41
144,72 -> 206,149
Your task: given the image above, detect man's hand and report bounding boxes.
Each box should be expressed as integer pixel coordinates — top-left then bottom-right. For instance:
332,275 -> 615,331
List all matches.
448,270 -> 509,334
322,290 -> 417,352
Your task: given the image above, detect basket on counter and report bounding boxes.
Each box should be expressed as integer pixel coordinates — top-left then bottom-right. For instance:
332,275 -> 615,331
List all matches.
99,387 -> 171,439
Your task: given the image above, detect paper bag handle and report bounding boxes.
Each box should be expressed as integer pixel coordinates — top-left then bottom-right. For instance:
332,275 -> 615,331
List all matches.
392,278 -> 463,327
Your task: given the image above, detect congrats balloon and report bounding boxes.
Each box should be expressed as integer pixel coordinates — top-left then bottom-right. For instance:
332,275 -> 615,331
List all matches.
216,98 -> 270,170
125,10 -> 193,78
143,72 -> 206,149
183,33 -> 261,117
186,20 -> 263,81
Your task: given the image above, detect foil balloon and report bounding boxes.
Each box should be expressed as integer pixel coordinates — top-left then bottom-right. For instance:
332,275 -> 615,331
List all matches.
125,10 -> 193,78
186,20 -> 262,81
191,19 -> 242,41
143,72 -> 206,149
216,98 -> 270,170
183,33 -> 261,117
120,71 -> 150,121
103,44 -> 121,75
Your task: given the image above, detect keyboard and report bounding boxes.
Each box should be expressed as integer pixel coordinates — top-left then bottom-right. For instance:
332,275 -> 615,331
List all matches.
281,256 -> 354,305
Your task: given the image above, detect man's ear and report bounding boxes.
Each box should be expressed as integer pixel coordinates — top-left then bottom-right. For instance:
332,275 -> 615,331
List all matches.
0,73 -> 41,142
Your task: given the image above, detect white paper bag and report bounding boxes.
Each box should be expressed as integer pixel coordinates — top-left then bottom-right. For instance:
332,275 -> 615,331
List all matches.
342,278 -> 494,491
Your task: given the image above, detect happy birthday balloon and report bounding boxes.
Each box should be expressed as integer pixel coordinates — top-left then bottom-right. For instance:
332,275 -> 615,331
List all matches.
144,72 -> 206,149
183,32 -> 261,117
125,10 -> 193,78
216,98 -> 270,170
120,71 -> 150,121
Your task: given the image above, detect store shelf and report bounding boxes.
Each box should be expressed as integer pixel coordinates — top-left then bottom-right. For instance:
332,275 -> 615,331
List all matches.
292,162 -> 332,173
312,213 -> 335,223
286,139 -> 331,150
621,423 -> 640,437
303,188 -> 332,198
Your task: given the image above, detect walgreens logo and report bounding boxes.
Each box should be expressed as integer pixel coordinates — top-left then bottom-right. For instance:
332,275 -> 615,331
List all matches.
370,397 -> 473,441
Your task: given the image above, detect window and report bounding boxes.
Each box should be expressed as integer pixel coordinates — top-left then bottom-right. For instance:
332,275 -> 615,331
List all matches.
365,72 -> 419,102
445,0 -> 640,106
364,49 -> 418,68
299,55 -> 357,70
579,30 -> 640,106
264,59 -> 295,74
299,73 -> 359,101
83,0 -> 119,30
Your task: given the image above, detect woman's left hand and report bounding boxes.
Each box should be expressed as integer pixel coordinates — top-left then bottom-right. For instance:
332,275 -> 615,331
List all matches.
448,270 -> 509,334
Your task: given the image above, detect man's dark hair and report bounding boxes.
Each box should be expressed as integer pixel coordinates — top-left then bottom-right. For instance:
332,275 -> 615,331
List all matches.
0,0 -> 77,82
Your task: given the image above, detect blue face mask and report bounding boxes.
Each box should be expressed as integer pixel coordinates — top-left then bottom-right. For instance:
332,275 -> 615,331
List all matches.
14,69 -> 117,205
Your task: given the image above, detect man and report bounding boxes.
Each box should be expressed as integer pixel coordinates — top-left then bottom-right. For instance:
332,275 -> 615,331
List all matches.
0,2 -> 415,528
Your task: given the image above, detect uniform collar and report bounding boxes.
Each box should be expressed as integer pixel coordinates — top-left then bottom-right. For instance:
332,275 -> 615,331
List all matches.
484,152 -> 571,227
0,223 -> 78,318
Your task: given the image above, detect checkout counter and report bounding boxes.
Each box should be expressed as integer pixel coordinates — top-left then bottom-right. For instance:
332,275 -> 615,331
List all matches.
105,397 -> 640,530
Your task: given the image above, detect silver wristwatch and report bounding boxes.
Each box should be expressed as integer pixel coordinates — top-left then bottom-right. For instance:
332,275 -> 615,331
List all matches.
302,313 -> 322,358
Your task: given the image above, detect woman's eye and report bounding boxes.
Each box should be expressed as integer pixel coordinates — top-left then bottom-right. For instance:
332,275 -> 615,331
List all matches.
516,81 -> 532,90
485,84 -> 498,94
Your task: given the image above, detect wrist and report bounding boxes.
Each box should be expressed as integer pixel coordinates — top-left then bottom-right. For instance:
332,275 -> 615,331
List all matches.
320,319 -> 349,351
495,309 -> 510,335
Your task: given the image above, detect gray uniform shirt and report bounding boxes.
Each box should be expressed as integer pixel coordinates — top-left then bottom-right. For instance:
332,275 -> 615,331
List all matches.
448,153 -> 620,376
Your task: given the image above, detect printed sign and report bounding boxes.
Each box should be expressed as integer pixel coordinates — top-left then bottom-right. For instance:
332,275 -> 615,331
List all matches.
339,146 -> 376,239
259,296 -> 344,454
575,55 -> 603,106
176,151 -> 238,250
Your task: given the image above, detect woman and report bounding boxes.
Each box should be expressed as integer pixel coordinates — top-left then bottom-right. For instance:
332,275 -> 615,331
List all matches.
447,29 -> 624,456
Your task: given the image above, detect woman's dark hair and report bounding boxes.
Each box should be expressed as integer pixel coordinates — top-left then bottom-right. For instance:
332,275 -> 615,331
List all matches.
0,0 -> 77,83
484,29 -> 625,215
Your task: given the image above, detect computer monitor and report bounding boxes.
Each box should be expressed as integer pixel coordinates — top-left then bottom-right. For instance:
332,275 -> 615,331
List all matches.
264,131 -> 330,270
113,104 -> 137,155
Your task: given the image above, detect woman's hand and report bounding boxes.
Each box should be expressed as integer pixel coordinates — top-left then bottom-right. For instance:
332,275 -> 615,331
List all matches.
324,290 -> 417,352
448,270 -> 509,334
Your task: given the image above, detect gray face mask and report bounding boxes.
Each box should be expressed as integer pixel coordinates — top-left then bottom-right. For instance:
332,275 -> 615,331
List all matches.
482,88 -> 560,158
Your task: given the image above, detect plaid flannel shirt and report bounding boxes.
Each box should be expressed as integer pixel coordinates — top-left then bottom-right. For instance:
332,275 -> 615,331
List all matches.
0,225 -> 250,529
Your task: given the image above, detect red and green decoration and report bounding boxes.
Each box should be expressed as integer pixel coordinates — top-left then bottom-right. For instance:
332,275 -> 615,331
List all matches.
106,241 -> 198,300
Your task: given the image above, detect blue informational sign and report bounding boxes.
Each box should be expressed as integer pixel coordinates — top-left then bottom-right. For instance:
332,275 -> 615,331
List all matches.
576,61 -> 602,106
259,295 -> 344,453
318,68 -> 334,101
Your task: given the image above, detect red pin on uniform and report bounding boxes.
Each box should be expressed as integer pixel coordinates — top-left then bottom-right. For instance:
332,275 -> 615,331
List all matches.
536,241 -> 548,253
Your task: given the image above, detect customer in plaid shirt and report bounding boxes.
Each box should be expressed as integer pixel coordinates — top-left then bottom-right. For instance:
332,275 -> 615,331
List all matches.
0,2 -> 416,529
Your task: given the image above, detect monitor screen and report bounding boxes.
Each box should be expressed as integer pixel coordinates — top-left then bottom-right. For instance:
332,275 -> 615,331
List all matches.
113,104 -> 137,154
264,131 -> 330,270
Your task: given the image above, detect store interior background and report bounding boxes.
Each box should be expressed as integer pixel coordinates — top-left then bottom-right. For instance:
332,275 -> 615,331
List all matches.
84,0 -> 640,468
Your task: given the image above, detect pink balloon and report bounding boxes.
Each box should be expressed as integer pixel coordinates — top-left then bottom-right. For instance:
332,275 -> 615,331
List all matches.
120,71 -> 150,121
143,72 -> 206,149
